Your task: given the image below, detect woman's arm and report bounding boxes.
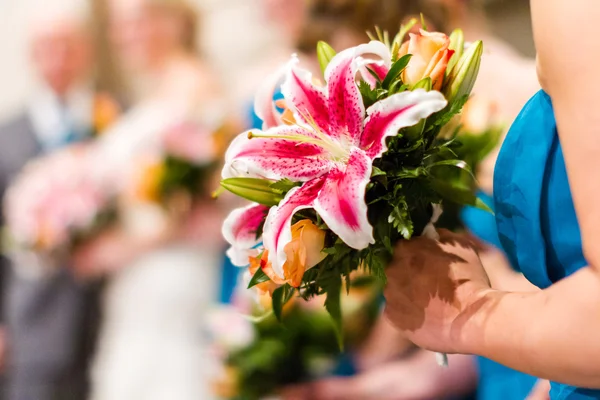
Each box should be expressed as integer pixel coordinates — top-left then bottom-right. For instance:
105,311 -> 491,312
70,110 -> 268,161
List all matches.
384,229 -> 600,388
385,0 -> 600,387
531,0 -> 600,273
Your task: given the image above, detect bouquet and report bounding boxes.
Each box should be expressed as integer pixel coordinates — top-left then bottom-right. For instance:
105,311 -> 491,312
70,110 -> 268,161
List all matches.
436,96 -> 504,230
3,146 -> 115,266
127,121 -> 218,208
219,24 -> 489,329
210,275 -> 381,400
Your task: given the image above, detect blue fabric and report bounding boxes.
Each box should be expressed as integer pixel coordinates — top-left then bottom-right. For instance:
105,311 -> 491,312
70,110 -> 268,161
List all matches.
219,253 -> 240,304
462,195 -> 538,400
494,90 -> 600,399
461,192 -> 502,250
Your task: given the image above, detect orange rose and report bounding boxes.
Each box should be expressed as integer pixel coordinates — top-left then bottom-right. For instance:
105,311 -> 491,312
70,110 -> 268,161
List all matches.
282,220 -> 327,288
398,29 -> 454,90
250,220 -> 326,289
249,251 -> 282,296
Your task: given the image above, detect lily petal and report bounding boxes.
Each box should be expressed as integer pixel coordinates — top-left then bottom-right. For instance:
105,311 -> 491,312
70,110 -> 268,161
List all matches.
254,64 -> 286,129
360,89 -> 447,159
222,126 -> 331,181
358,58 -> 390,89
325,40 -> 391,142
281,56 -> 330,135
314,148 -> 374,250
222,203 -> 269,266
263,177 -> 326,276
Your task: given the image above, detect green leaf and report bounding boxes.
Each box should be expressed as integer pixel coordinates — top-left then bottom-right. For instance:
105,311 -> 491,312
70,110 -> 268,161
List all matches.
382,54 -> 412,89
420,13 -> 428,31
430,178 -> 493,213
317,41 -> 337,76
269,178 -> 300,193
272,284 -> 296,322
427,159 -> 476,181
413,77 -> 432,91
221,178 -> 283,206
388,200 -> 414,239
371,166 -> 386,177
393,18 -> 418,49
365,67 -> 382,85
358,80 -> 378,108
324,275 -> 343,350
248,267 -> 270,289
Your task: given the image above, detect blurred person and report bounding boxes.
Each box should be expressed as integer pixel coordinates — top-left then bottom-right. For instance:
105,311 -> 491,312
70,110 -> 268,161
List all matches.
0,2 -> 115,399
75,1 -> 229,399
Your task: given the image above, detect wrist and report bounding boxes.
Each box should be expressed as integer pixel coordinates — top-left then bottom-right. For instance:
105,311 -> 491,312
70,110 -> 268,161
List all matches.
450,286 -> 504,355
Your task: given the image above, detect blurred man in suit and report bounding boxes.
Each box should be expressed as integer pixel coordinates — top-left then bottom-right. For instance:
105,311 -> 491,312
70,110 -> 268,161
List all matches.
0,2 -> 107,399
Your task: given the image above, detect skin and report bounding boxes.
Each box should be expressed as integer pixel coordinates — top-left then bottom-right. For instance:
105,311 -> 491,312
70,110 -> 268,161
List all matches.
30,19 -> 93,97
384,0 -> 600,387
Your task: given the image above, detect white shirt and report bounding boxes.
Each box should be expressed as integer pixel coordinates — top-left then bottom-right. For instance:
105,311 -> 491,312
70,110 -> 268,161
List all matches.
27,85 -> 94,151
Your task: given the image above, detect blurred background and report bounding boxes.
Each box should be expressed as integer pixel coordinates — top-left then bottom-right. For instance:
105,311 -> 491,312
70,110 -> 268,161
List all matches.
0,0 -> 534,121
0,1 -> 539,400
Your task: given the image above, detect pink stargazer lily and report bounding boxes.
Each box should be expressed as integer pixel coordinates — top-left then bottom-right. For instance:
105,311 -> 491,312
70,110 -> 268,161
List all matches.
222,203 -> 269,266
223,41 -> 447,277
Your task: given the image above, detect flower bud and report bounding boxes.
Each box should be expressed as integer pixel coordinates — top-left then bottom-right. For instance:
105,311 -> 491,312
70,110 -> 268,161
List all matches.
317,41 -> 337,75
446,29 -> 465,76
220,178 -> 283,206
444,40 -> 483,106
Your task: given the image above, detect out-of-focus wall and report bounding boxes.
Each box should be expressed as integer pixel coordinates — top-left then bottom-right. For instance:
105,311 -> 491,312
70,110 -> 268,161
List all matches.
0,0 -> 35,121
488,0 -> 535,57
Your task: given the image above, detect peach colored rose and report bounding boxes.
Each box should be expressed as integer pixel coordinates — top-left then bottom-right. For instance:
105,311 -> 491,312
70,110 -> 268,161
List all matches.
251,220 -> 327,289
398,29 -> 454,90
282,220 -> 327,288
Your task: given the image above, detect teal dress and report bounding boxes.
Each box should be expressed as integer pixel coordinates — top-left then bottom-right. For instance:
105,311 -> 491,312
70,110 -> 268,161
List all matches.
494,90 -> 600,399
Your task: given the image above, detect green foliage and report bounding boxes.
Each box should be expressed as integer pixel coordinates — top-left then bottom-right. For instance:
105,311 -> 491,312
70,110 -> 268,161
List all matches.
247,267 -> 270,289
158,156 -> 216,201
272,284 -> 296,322
226,278 -> 382,400
382,55 -> 412,89
322,274 -> 343,349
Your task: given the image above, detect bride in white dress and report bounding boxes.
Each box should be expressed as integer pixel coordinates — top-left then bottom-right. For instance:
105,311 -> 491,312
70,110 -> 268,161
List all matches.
72,1 -> 229,398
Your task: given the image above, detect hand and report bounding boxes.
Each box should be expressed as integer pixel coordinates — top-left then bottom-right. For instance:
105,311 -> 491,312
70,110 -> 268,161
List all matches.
384,229 -> 492,354
71,229 -> 131,279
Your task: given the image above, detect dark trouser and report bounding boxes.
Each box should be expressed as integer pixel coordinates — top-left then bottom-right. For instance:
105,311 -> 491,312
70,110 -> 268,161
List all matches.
4,267 -> 102,400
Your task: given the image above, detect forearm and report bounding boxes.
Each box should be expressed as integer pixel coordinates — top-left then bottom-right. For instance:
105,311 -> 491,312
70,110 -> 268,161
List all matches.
457,267 -> 600,387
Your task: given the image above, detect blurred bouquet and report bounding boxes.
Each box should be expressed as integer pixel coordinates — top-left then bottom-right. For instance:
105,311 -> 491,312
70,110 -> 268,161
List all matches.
3,146 -> 116,267
127,121 -> 217,208
210,275 -> 380,400
219,23 -> 490,328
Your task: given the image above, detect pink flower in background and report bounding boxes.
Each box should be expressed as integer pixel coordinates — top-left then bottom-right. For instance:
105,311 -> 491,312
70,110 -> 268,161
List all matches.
162,121 -> 216,164
5,146 -> 111,252
222,42 -> 447,277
